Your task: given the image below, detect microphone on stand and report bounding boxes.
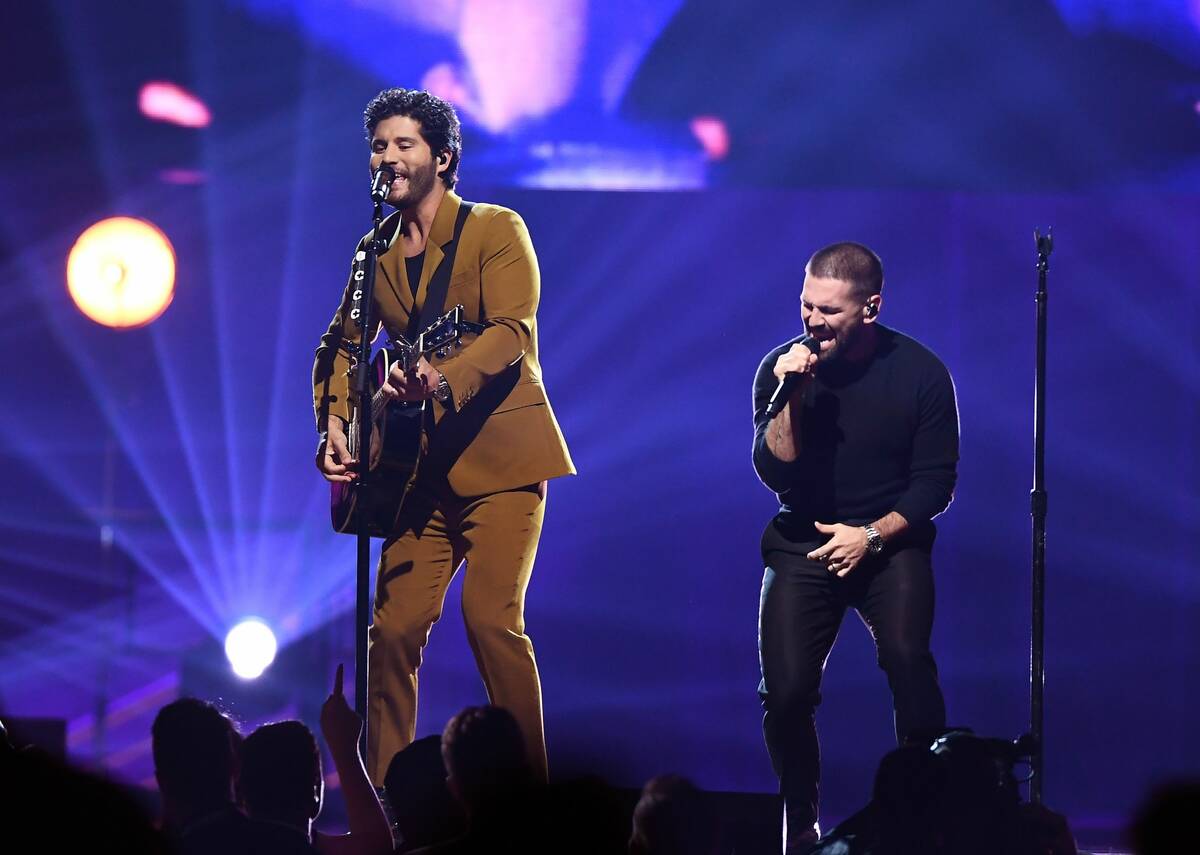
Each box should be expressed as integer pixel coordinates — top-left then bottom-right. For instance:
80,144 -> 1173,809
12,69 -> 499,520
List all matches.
764,334 -> 821,418
370,164 -> 396,204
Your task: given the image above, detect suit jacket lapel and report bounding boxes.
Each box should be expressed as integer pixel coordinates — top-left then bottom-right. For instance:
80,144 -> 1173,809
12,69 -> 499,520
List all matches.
375,192 -> 461,336
411,191 -> 461,325
376,211 -> 413,318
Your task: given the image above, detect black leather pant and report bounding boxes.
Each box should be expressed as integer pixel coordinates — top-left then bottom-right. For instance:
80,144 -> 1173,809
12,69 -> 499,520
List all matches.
758,525 -> 946,834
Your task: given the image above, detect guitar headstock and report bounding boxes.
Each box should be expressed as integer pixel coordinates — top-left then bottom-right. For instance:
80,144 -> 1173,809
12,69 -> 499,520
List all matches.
392,305 -> 484,370
418,305 -> 467,355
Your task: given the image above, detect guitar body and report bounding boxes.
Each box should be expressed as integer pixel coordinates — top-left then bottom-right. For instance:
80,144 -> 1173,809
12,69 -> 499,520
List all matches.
330,349 -> 425,536
329,306 -> 481,536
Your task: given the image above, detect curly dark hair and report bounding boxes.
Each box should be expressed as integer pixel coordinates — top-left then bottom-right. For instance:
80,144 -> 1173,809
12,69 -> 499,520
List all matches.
364,88 -> 462,188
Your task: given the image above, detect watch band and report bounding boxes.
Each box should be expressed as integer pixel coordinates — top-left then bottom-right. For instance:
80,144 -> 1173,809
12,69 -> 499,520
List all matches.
863,524 -> 885,555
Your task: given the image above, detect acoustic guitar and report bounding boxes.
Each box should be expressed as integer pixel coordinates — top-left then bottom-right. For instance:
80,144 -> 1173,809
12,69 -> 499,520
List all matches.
330,305 -> 482,535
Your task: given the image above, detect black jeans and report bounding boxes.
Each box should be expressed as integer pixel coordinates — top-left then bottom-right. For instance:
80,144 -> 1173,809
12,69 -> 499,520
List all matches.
758,525 -> 946,833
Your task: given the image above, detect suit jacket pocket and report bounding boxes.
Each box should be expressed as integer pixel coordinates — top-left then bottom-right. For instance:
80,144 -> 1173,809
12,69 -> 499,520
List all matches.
491,380 -> 547,414
449,399 -> 563,493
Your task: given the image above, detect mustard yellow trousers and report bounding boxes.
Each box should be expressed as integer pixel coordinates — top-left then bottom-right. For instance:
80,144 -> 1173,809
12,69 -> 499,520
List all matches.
365,478 -> 547,785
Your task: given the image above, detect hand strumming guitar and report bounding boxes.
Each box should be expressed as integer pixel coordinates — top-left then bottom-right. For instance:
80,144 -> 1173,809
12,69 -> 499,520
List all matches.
381,356 -> 442,402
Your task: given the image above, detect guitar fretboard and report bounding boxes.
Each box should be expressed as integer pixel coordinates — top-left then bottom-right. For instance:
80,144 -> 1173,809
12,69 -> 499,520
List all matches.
368,348 -> 418,423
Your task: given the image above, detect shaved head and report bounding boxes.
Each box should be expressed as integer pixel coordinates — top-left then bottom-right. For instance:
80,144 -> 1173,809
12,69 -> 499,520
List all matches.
806,242 -> 883,299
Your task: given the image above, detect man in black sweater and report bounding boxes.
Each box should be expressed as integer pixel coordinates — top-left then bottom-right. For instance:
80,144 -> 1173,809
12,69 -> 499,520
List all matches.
751,242 -> 959,851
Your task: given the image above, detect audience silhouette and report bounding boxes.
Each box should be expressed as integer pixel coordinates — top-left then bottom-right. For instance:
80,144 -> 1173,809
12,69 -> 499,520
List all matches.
406,705 -> 536,854
1129,780 -> 1200,855
629,774 -> 720,855
1,716 -> 167,853
383,735 -> 465,852
152,697 -> 316,854
9,684 -> 1158,855
239,665 -> 392,855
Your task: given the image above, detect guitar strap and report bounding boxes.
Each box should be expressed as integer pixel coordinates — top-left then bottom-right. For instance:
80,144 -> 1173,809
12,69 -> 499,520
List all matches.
407,201 -> 474,341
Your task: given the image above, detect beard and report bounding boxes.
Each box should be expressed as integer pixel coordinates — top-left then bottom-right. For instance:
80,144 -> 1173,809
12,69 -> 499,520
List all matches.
813,321 -> 866,364
387,159 -> 438,210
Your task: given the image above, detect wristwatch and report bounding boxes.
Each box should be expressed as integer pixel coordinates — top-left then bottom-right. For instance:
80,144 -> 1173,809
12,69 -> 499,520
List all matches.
863,525 -> 885,555
433,373 -> 452,404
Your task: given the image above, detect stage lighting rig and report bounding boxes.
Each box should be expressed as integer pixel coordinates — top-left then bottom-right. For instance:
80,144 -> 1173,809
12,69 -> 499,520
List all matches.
66,217 -> 175,328
224,619 -> 277,680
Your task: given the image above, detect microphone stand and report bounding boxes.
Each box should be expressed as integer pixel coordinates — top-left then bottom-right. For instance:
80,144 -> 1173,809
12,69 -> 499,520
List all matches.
349,195 -> 388,757
1029,227 -> 1052,804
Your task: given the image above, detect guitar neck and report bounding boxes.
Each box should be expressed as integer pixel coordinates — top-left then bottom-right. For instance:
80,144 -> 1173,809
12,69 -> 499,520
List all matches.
360,305 -> 472,425
370,389 -> 388,423
368,348 -> 418,423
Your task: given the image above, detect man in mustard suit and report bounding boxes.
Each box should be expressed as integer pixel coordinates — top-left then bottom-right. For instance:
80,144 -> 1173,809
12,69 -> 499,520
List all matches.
313,88 -> 574,785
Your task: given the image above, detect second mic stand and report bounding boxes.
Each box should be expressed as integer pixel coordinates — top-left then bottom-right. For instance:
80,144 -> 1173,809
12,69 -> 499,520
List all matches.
1028,227 -> 1053,804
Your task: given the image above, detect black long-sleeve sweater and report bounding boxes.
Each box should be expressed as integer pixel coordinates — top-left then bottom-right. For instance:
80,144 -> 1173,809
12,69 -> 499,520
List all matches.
752,325 -> 959,544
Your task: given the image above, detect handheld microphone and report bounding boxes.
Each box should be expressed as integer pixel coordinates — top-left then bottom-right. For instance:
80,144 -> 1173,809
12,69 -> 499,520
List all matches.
764,334 -> 820,419
370,164 -> 396,204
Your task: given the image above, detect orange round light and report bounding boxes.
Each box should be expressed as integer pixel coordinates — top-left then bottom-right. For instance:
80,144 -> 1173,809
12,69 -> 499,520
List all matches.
67,217 -> 176,328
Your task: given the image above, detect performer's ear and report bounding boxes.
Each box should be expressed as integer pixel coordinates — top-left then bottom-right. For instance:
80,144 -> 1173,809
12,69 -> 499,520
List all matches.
864,299 -> 880,320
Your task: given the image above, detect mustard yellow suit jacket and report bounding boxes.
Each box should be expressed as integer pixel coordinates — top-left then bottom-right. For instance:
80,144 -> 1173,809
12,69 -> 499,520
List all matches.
313,191 -> 575,497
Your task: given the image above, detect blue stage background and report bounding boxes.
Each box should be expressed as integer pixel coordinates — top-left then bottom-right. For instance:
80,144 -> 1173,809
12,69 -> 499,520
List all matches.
1,0 -> 1197,836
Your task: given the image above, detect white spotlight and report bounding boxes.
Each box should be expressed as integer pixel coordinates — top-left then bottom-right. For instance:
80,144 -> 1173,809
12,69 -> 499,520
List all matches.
224,619 -> 277,680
